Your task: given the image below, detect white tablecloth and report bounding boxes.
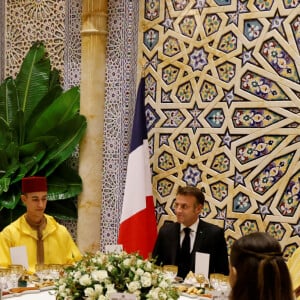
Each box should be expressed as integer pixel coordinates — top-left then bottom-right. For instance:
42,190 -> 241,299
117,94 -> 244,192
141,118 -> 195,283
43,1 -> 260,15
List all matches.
5,290 -> 55,299
6,290 -> 201,300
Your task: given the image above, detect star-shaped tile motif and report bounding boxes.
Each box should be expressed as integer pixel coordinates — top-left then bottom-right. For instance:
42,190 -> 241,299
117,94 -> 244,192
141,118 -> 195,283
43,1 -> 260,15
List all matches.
267,10 -> 286,38
187,103 -> 203,133
291,219 -> 300,237
160,6 -> 174,32
233,169 -> 246,187
256,202 -> 272,220
222,129 -> 232,148
144,53 -> 162,71
227,0 -> 249,25
155,200 -> 167,223
215,207 -> 237,231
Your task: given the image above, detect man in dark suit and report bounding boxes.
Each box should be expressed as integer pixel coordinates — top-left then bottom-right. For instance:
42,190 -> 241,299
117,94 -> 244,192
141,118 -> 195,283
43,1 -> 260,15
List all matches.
152,185 -> 229,279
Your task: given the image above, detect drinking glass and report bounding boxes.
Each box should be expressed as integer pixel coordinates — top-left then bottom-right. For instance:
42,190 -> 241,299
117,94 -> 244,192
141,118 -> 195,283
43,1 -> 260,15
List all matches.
48,264 -> 63,280
162,265 -> 178,282
0,267 -> 10,290
210,273 -> 230,299
35,264 -> 49,282
8,264 -> 24,288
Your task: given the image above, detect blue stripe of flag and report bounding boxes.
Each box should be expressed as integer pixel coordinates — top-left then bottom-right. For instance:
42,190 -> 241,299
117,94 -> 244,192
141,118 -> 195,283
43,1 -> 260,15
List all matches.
130,77 -> 147,152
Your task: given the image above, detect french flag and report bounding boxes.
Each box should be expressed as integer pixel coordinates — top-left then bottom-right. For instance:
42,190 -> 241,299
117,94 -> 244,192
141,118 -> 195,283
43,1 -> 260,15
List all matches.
118,77 -> 157,259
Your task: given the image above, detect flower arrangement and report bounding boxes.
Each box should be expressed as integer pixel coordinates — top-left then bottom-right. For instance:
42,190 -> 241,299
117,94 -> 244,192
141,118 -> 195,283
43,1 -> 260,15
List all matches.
55,251 -> 179,300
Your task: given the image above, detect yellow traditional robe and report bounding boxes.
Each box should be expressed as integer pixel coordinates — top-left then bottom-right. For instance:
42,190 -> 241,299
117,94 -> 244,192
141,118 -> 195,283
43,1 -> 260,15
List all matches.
0,214 -> 82,273
288,247 -> 300,300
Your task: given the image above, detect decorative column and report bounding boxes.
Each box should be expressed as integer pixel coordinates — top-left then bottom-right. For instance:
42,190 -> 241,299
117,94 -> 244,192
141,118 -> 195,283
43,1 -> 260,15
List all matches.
77,0 -> 108,253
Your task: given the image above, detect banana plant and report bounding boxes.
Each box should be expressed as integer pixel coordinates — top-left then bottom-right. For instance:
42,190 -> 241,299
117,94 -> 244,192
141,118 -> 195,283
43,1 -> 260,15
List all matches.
0,41 -> 87,229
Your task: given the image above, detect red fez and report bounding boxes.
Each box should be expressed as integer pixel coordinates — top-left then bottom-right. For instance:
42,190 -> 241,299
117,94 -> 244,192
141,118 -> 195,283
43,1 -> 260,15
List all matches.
22,176 -> 47,193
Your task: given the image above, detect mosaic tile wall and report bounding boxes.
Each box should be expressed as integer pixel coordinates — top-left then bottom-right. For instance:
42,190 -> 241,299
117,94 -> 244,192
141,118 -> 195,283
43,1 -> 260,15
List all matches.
101,0 -> 139,250
142,0 -> 300,257
3,0 -> 82,239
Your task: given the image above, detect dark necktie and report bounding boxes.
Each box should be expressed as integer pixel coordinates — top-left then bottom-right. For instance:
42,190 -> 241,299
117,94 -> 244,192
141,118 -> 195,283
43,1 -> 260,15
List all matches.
182,227 -> 191,256
178,227 -> 191,279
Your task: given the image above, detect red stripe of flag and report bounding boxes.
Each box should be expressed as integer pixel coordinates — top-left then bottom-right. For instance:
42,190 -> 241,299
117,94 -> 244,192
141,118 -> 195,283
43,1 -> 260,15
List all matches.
118,77 -> 157,259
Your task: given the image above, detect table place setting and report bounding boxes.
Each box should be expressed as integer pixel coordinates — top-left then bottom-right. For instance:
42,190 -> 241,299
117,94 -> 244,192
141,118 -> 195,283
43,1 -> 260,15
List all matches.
0,264 -> 61,299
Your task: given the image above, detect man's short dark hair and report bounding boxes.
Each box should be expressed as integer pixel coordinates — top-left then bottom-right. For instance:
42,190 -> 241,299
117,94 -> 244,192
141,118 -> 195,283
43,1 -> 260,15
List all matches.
176,186 -> 205,205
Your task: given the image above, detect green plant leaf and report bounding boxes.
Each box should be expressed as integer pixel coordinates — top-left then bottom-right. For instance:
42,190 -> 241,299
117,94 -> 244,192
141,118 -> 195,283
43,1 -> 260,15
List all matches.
15,41 -> 51,124
0,117 -> 12,148
0,204 -> 26,229
40,115 -> 87,175
0,178 -> 11,193
0,183 -> 21,210
25,86 -> 63,137
0,143 -> 19,180
0,77 -> 19,124
26,87 -> 80,140
47,163 -> 82,200
0,41 -> 86,229
45,199 -> 77,220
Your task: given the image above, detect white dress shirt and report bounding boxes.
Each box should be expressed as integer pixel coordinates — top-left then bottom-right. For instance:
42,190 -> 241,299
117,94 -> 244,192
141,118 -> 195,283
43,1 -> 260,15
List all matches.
180,218 -> 199,252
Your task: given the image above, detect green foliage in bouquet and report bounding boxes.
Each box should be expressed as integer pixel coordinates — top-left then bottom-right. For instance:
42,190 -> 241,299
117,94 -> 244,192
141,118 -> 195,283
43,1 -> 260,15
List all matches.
0,41 -> 87,229
55,251 -> 179,300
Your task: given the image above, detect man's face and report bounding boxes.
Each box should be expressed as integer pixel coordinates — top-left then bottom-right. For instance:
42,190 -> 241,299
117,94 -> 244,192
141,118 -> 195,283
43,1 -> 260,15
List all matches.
173,193 -> 203,227
21,191 -> 47,221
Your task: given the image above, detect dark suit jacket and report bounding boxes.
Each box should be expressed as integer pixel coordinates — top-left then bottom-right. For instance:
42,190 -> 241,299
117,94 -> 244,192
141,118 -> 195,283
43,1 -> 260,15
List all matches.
152,218 -> 229,276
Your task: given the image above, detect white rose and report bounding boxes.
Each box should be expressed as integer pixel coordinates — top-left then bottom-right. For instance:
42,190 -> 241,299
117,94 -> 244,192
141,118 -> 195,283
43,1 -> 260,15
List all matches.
94,284 -> 104,294
105,283 -> 117,295
141,272 -> 152,287
107,264 -> 114,272
136,259 -> 143,266
97,296 -> 107,300
91,270 -> 108,282
148,288 -> 159,299
127,281 -> 141,292
145,261 -> 152,270
84,287 -> 95,297
123,258 -> 131,267
159,279 -> 170,289
136,268 -> 144,276
79,274 -> 92,286
73,271 -> 82,280
58,283 -> 66,293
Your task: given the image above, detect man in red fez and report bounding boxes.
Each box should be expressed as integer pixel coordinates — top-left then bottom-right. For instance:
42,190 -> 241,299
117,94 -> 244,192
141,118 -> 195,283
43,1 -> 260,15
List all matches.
0,176 -> 82,273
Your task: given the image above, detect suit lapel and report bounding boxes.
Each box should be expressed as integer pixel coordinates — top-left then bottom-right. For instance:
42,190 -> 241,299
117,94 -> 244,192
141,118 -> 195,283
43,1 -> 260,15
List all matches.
192,219 -> 205,253
170,223 -> 181,264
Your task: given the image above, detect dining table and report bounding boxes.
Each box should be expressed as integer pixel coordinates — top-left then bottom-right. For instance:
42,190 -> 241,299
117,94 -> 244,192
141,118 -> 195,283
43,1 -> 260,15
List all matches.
3,289 -> 221,300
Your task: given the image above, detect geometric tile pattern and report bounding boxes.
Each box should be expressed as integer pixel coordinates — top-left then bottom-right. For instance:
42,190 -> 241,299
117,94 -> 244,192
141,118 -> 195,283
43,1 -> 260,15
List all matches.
142,0 -> 300,257
101,1 -> 140,250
